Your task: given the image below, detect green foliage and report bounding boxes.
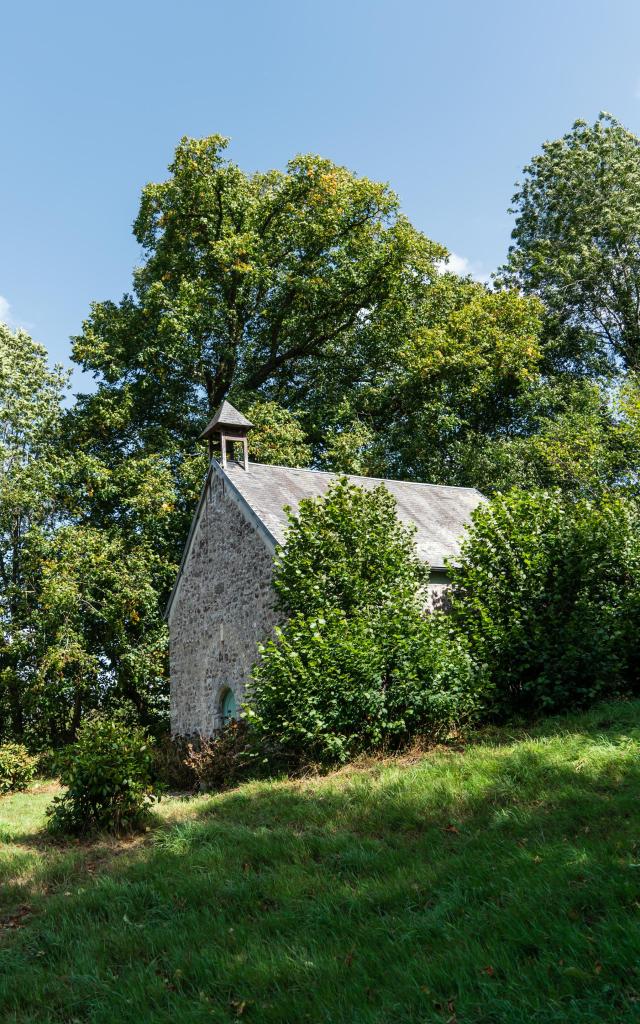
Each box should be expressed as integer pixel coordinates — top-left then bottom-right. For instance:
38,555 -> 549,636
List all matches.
0,743 -> 36,794
47,714 -> 159,835
449,489 -> 640,716
360,285 -> 549,487
243,400 -> 311,467
30,524 -> 170,743
249,480 -> 485,764
273,478 -> 428,616
73,134 -> 444,441
249,608 -> 483,764
9,125 -> 640,757
502,113 -> 640,373
0,324 -> 69,740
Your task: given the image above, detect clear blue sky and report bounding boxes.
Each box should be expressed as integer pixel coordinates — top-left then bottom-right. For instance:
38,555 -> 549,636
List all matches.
3,0 -> 640,390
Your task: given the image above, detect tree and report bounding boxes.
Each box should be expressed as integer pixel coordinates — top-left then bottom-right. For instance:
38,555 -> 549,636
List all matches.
502,113 -> 640,373
0,324 -> 68,738
0,324 -> 181,746
360,285 -> 547,487
73,135 -> 445,451
243,400 -> 311,467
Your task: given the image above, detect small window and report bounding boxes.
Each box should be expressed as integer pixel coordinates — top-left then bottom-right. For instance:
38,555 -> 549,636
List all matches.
220,687 -> 238,726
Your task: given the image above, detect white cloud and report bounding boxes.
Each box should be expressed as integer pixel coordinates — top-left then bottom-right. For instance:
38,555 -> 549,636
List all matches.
436,252 -> 491,284
0,295 -> 11,324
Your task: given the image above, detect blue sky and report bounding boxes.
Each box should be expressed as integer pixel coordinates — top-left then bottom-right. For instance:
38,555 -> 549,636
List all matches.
2,0 -> 640,391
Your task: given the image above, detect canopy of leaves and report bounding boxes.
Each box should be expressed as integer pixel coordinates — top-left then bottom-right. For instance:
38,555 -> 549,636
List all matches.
0,325 -> 69,739
243,400 -> 311,467
0,324 -> 180,746
73,134 -> 445,451
502,113 -> 640,373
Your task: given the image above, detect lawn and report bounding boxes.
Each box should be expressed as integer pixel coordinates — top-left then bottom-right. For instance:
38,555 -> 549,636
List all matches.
1,702 -> 639,1023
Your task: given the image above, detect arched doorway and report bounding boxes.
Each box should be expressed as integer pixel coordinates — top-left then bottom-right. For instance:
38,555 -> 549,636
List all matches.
219,687 -> 238,726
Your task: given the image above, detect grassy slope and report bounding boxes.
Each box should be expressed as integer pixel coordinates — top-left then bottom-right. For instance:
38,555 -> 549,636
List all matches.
0,702 -> 639,1024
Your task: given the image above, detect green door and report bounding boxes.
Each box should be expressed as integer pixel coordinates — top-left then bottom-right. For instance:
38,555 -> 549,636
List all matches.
221,688 -> 238,725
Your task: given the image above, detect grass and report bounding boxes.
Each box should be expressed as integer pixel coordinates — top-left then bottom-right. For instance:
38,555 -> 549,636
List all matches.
1,702 -> 639,1023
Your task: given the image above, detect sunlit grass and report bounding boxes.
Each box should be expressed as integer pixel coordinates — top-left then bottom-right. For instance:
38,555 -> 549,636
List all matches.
1,701 -> 639,1022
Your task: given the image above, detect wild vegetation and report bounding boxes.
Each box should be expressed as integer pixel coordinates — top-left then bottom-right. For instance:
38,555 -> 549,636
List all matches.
46,715 -> 159,836
249,479 -> 483,765
2,111 -> 640,1020
3,115 -> 640,747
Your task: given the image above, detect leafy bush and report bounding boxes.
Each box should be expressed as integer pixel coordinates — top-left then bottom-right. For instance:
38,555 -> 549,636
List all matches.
47,714 -> 159,835
273,477 -> 428,617
249,608 -> 484,765
449,489 -> 640,716
0,744 -> 37,795
248,479 -> 487,765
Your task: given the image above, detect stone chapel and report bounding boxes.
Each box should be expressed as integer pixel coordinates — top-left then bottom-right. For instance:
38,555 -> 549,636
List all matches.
167,402 -> 484,737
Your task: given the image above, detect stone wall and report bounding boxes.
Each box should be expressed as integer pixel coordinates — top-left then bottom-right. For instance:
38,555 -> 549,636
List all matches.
169,466 -> 279,737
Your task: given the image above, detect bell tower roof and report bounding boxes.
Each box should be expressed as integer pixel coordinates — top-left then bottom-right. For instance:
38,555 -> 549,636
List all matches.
199,400 -> 254,441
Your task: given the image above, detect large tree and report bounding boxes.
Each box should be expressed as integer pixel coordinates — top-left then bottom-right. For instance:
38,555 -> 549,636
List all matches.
73,135 -> 444,451
0,324 -> 68,738
0,322 -> 179,745
501,113 -> 640,373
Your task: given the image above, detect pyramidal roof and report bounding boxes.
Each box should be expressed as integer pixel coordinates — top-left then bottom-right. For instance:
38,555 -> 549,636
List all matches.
199,401 -> 254,440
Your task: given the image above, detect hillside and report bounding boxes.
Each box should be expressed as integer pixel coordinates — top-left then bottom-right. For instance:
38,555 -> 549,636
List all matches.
1,701 -> 639,1023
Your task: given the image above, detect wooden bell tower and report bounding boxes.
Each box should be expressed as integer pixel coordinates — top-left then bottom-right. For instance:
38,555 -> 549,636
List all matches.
199,401 -> 254,471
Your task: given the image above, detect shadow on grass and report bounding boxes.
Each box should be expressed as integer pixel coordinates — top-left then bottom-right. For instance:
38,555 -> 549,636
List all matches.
0,707 -> 639,1024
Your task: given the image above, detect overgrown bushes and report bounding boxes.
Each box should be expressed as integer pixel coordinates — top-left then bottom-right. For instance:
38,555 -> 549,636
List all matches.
0,743 -> 37,794
247,479 -> 487,765
183,721 -> 268,790
247,481 -> 640,770
449,489 -> 640,716
47,714 -> 159,835
41,485 -> 640,796
249,607 -> 484,765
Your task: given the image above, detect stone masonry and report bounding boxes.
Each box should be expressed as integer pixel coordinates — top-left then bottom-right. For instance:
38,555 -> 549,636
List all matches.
168,466 -> 279,737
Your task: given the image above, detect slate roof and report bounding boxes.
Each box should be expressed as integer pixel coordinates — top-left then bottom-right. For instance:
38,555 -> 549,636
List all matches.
199,401 -> 254,440
165,459 -> 485,619
223,461 -> 484,571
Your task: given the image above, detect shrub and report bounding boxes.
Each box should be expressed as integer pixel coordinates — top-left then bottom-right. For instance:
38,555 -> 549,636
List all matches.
151,734 -> 197,791
247,479 -> 488,766
449,488 -> 640,717
0,744 -> 37,795
47,714 -> 159,835
184,720 -> 270,791
249,607 -> 485,765
272,477 -> 428,617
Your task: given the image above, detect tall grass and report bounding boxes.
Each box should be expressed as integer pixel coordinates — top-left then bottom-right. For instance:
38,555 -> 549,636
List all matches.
1,701 -> 639,1023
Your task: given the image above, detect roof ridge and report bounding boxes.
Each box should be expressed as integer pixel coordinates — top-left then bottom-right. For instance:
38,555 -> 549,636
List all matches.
226,460 -> 482,494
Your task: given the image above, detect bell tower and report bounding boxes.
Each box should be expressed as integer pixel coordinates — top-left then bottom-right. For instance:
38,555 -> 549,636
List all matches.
199,401 -> 254,471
